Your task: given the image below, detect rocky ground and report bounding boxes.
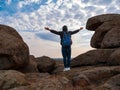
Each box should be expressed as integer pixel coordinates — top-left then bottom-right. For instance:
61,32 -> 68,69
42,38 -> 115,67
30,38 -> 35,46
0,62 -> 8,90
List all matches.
1,14 -> 120,90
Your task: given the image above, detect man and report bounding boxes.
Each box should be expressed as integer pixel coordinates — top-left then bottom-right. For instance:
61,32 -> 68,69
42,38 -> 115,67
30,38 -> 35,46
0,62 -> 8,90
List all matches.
45,25 -> 83,71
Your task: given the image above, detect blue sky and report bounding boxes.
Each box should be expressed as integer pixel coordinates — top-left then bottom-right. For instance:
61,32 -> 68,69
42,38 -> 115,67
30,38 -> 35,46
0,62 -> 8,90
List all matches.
0,0 -> 120,58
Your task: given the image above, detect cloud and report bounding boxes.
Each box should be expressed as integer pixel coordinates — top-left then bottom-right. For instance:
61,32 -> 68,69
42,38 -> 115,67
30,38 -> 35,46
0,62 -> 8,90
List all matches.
35,32 -> 60,42
1,0 -> 119,32
18,1 -> 42,12
18,0 -> 41,8
0,0 -> 117,30
93,0 -> 112,5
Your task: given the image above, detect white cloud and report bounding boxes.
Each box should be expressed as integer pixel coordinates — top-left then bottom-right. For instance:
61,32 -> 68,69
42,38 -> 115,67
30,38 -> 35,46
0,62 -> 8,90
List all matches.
18,0 -> 41,8
46,0 -> 53,4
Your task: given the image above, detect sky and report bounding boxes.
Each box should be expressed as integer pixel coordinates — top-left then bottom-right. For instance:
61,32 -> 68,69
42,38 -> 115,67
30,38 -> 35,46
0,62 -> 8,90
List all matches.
0,0 -> 120,58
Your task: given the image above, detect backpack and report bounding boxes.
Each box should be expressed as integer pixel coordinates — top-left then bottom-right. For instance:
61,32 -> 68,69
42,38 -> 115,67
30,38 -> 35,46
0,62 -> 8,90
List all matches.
62,32 -> 72,46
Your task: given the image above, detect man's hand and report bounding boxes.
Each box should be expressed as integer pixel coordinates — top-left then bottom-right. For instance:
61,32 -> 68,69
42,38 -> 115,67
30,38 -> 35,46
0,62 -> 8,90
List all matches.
44,27 -> 50,31
80,27 -> 83,30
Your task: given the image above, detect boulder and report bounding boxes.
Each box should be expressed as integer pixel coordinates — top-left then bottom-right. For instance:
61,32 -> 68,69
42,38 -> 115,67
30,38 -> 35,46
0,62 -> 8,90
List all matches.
86,14 -> 120,48
25,73 -> 51,84
101,27 -> 120,48
71,49 -> 115,67
108,48 -> 120,65
95,74 -> 120,90
0,70 -> 28,90
72,66 -> 120,90
90,21 -> 120,48
86,14 -> 120,30
0,24 -> 29,69
25,73 -> 64,90
10,73 -> 73,90
36,56 -> 56,73
18,55 -> 39,73
72,74 -> 91,88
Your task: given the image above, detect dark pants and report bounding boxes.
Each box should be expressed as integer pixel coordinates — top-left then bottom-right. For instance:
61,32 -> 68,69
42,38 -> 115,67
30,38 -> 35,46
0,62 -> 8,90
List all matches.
62,46 -> 71,68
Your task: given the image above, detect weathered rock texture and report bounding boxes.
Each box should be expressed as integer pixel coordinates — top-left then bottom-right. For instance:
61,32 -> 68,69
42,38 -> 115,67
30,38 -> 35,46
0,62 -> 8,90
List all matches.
36,56 -> 56,73
71,14 -> 120,67
70,14 -> 120,89
0,24 -> 29,69
18,55 -> 39,73
0,70 -> 28,90
86,14 -> 120,48
71,49 -> 115,67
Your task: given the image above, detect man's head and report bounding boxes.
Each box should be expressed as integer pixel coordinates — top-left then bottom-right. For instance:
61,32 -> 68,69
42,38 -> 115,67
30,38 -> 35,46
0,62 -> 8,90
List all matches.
62,25 -> 68,32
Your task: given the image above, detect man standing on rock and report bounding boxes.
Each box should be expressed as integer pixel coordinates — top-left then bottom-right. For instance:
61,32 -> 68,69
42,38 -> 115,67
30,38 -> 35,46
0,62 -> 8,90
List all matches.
44,25 -> 83,71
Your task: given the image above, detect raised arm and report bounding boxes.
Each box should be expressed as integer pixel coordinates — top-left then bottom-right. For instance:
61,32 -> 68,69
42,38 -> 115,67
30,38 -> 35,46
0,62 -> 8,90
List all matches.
70,27 -> 83,35
44,27 -> 61,35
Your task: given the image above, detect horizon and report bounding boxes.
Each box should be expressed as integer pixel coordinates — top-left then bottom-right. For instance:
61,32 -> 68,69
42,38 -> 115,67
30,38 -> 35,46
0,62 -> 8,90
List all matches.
0,0 -> 120,58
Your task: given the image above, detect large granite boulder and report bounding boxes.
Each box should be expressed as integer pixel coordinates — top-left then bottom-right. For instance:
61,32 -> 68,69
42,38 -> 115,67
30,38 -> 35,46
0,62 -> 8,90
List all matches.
72,66 -> 120,90
0,24 -> 29,69
9,73 -> 73,90
0,70 -> 28,90
86,14 -> 120,31
101,27 -> 120,48
52,62 -> 120,90
86,14 -> 120,48
36,56 -> 56,73
26,73 -> 73,90
18,55 -> 39,73
71,49 -> 115,67
108,48 -> 120,65
71,48 -> 120,67
90,21 -> 120,48
95,74 -> 120,90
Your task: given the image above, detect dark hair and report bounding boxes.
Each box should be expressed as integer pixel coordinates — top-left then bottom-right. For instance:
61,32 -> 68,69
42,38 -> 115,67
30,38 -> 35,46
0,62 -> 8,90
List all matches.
62,25 -> 68,32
